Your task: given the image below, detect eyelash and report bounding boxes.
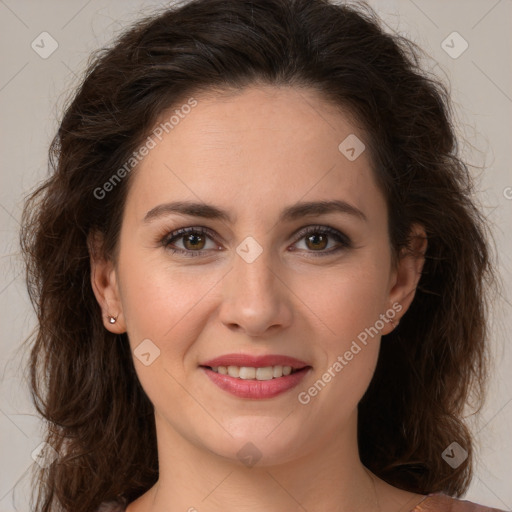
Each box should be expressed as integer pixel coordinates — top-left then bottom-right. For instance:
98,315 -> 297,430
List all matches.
160,225 -> 352,258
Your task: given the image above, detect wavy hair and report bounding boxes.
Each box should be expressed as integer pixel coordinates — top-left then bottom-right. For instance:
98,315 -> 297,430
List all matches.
20,0 -> 496,510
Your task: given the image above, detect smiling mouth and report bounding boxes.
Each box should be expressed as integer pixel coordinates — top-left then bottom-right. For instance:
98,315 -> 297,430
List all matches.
201,365 -> 308,380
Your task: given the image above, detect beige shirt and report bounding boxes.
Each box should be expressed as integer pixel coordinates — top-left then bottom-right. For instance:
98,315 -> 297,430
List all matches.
96,492 -> 510,511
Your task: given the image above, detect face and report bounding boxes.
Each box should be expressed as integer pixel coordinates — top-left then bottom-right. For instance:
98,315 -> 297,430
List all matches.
91,85 -> 425,466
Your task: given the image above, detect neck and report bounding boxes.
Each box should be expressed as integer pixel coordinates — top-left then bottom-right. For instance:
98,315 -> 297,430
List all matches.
142,409 -> 381,512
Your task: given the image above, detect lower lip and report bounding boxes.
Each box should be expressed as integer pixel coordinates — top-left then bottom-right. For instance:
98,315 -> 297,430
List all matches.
201,366 -> 311,399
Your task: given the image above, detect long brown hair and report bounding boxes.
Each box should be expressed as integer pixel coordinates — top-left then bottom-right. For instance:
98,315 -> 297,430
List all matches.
20,0 -> 496,510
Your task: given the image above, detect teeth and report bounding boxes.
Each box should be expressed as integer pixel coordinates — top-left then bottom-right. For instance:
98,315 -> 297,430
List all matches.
256,367 -> 273,380
211,365 -> 297,380
273,365 -> 283,377
239,367 -> 256,379
227,366 -> 239,378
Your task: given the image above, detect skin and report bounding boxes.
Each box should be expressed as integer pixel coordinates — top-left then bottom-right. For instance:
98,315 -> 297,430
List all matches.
90,85 -> 428,512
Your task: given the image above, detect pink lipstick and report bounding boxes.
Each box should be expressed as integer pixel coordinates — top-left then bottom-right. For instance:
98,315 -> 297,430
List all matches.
200,353 -> 311,399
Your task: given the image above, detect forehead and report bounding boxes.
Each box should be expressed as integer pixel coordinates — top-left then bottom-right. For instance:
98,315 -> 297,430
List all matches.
124,85 -> 384,225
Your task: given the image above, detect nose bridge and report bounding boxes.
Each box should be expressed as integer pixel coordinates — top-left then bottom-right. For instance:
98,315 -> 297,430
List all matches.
231,235 -> 278,302
219,234 -> 292,335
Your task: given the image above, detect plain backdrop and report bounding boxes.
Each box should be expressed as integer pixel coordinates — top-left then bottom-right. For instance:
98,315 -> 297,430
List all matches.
1,1 -> 511,510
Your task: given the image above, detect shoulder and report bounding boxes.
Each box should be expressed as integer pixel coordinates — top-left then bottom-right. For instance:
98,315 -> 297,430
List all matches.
95,500 -> 127,512
411,493 -> 510,512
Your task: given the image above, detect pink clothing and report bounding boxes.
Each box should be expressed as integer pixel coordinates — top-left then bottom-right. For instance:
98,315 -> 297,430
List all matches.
412,493 -> 509,512
97,492 -> 510,511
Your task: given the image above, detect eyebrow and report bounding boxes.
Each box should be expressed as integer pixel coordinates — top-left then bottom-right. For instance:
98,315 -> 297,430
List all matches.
143,199 -> 367,224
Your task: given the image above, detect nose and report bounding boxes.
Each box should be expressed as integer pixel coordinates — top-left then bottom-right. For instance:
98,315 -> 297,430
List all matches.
218,242 -> 293,337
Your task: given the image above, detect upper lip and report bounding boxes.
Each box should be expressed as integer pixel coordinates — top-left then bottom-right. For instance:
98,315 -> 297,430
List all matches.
201,354 -> 310,369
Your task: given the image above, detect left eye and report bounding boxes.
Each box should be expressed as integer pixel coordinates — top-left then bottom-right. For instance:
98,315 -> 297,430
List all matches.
161,227 -> 219,256
292,225 -> 351,254
161,225 -> 351,257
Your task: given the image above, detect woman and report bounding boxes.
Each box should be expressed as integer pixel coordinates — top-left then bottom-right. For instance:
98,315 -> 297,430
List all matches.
20,0 -> 506,511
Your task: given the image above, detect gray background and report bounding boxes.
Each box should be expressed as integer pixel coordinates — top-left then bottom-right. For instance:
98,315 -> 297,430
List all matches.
1,0 -> 511,510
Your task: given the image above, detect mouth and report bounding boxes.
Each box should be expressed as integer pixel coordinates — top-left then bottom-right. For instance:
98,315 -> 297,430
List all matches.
199,354 -> 312,399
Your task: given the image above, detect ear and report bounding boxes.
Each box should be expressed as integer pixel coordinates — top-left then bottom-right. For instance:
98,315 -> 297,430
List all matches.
381,223 -> 427,335
87,230 -> 126,333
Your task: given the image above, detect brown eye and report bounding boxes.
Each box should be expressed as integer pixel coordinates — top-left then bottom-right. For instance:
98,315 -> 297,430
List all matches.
304,232 -> 329,251
292,225 -> 352,256
181,232 -> 206,250
162,227 -> 219,256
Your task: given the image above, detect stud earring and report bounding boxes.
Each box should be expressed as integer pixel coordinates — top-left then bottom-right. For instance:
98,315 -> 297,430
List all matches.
107,315 -> 118,324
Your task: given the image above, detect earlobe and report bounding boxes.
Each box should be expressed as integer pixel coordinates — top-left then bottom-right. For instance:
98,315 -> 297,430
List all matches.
384,224 -> 427,333
87,231 -> 126,333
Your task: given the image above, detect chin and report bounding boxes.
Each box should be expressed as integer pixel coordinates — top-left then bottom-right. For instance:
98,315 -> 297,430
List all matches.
202,416 -> 308,467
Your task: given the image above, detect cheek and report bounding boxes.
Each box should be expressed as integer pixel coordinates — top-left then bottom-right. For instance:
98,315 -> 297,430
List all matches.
300,260 -> 388,406
302,276 -> 384,423
116,257 -> 217,415
117,247 -> 224,365
311,261 -> 390,344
